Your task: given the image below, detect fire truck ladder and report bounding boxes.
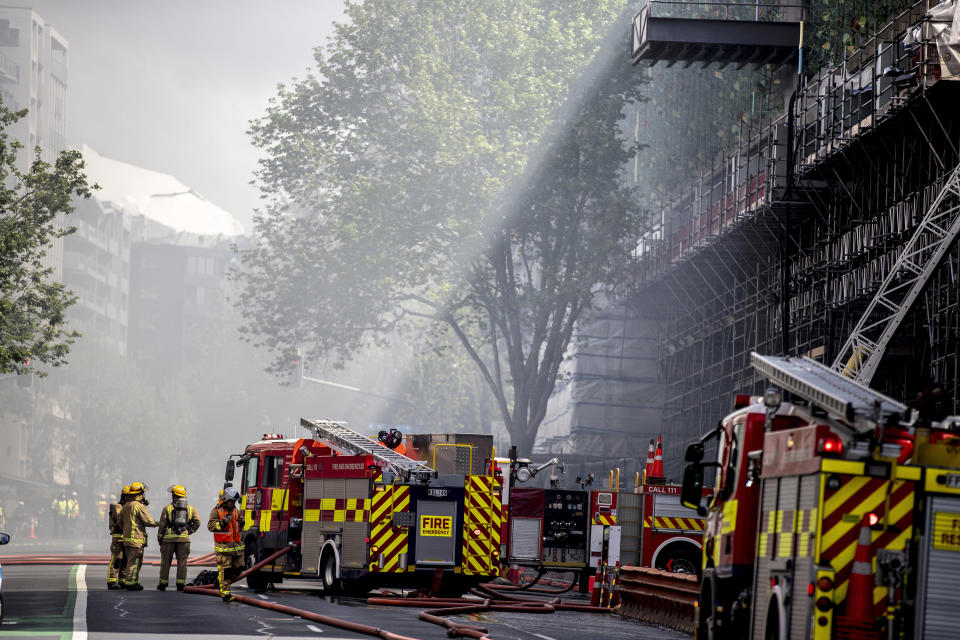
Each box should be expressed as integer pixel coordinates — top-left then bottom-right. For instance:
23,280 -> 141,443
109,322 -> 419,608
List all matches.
831,162 -> 960,385
751,353 -> 907,434
299,418 -> 436,481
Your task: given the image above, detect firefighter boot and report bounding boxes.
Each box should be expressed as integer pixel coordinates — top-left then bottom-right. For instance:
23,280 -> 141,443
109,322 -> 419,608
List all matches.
107,583 -> 120,590
156,583 -> 166,591
176,584 -> 184,592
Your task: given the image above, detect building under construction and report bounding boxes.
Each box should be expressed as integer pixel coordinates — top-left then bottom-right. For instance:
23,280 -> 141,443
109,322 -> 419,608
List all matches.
626,0 -> 960,464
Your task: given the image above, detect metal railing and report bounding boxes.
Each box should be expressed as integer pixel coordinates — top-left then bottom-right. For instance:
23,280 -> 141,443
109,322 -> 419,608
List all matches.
635,0 -> 943,283
645,1 -> 807,23
634,112 -> 787,277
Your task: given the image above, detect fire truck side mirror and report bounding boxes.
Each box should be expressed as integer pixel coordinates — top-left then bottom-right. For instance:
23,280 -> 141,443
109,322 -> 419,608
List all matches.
681,464 -> 705,513
225,459 -> 236,483
685,442 -> 704,463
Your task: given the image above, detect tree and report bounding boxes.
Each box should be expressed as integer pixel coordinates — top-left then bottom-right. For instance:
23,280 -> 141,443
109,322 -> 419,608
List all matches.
238,0 -> 645,455
0,98 -> 95,374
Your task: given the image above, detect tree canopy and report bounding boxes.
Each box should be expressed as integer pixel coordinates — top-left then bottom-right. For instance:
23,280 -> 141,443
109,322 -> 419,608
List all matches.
0,99 -> 94,374
238,0 -> 646,454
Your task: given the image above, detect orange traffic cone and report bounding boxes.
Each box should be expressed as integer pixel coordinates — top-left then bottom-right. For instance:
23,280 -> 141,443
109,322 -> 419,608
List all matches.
649,436 -> 665,484
589,560 -> 603,607
29,515 -> 37,539
643,439 -> 655,483
835,514 -> 878,639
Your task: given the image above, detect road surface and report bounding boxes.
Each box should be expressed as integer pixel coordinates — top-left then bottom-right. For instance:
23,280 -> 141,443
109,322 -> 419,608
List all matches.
0,563 -> 691,639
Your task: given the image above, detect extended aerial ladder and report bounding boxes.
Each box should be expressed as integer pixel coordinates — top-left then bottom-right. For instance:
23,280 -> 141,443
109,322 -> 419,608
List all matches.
752,352 -> 908,434
299,418 -> 436,482
832,161 -> 960,384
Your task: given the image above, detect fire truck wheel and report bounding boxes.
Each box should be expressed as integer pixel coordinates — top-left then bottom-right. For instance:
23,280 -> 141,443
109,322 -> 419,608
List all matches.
321,552 -> 341,594
244,542 -> 268,593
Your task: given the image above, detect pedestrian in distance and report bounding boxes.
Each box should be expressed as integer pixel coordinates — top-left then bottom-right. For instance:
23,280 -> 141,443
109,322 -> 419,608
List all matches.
157,485 -> 201,591
207,486 -> 244,602
119,482 -> 157,590
51,493 -> 67,538
106,486 -> 130,590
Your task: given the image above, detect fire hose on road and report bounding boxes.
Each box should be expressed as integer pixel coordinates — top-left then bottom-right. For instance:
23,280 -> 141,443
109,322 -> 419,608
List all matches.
616,566 -> 698,633
0,552 -> 218,566
367,581 -> 614,640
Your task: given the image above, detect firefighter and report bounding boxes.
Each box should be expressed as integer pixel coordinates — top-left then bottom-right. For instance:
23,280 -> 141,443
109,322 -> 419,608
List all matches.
207,486 -> 244,602
97,493 -> 108,524
107,486 -> 130,590
157,485 -> 201,591
52,493 -> 67,537
119,482 -> 157,590
68,491 -> 80,521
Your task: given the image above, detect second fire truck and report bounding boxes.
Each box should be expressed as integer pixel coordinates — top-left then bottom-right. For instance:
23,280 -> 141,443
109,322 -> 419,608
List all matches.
224,418 -> 502,594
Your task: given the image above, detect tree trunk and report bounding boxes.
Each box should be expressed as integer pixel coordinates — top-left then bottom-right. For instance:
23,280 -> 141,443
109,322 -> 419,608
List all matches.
511,427 -> 538,459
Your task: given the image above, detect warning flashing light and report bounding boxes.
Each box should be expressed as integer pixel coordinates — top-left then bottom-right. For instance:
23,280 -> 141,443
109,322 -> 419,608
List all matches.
817,576 -> 834,591
734,394 -> 751,409
817,435 -> 843,456
867,512 -> 879,527
262,433 -> 284,440
807,582 -> 815,596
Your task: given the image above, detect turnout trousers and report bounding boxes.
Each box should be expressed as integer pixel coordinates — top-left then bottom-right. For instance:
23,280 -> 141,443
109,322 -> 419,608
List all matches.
216,550 -> 244,598
121,544 -> 145,587
159,541 -> 191,587
107,539 -> 124,585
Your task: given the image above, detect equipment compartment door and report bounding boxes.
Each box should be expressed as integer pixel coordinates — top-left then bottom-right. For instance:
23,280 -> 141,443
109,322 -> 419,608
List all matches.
415,500 -> 458,566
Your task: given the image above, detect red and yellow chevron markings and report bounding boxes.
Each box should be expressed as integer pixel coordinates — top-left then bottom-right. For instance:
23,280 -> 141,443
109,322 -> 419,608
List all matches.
644,516 -> 705,531
593,513 -> 617,526
369,485 -> 411,573
462,475 -> 502,576
819,473 -> 915,614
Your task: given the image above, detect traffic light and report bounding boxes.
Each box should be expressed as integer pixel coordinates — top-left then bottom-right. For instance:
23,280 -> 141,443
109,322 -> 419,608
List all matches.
17,357 -> 32,388
290,347 -> 304,388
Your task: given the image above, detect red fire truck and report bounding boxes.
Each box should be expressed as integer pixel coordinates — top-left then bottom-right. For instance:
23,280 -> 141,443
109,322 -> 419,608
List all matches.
682,353 -> 960,640
224,419 -> 502,594
634,482 -> 705,575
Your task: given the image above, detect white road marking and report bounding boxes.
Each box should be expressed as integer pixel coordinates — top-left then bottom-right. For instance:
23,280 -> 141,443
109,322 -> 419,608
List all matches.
305,624 -> 324,633
73,564 -> 88,640
530,634 -> 557,640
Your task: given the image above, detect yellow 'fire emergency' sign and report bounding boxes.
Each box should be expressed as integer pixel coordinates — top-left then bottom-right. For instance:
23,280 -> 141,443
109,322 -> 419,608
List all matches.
932,512 -> 960,551
420,515 -> 453,537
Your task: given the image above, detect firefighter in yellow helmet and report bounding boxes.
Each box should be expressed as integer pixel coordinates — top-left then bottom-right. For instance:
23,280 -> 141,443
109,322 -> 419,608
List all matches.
207,486 -> 244,602
119,482 -> 157,590
106,486 -> 130,590
156,485 -> 200,591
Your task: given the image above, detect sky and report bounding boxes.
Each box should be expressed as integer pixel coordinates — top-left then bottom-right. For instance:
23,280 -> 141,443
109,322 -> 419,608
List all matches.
8,0 -> 347,230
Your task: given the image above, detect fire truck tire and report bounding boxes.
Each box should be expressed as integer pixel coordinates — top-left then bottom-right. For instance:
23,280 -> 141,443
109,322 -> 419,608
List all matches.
321,552 -> 341,594
244,541 -> 269,592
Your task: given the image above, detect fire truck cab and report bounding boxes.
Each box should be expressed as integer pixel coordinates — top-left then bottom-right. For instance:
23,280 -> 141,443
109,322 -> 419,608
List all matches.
681,353 -> 960,640
225,419 -> 502,594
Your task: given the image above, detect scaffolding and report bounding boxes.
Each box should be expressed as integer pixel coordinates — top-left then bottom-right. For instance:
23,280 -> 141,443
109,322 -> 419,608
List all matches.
633,1 -> 960,455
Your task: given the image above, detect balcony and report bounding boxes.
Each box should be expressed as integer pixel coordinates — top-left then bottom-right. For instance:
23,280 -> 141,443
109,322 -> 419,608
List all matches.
632,1 -> 803,68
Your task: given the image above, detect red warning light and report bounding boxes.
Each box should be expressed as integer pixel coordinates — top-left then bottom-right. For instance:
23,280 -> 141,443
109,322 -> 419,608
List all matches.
867,512 -> 879,527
